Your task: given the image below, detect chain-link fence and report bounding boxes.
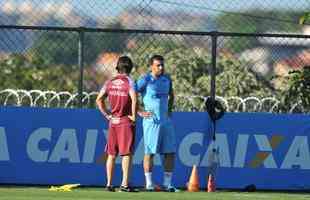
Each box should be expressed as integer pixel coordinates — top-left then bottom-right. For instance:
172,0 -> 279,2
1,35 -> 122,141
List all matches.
0,1 -> 309,113
0,0 -> 309,31
0,26 -> 309,113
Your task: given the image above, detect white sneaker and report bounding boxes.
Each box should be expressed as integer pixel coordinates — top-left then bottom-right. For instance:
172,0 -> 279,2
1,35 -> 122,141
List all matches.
145,185 -> 155,192
163,185 -> 180,192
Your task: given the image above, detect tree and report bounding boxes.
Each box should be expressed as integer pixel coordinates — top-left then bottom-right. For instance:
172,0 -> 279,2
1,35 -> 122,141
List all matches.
197,55 -> 274,97
215,10 -> 305,53
29,22 -> 128,65
0,54 -> 77,91
128,39 -> 274,111
1,35 -> 276,111
279,66 -> 310,113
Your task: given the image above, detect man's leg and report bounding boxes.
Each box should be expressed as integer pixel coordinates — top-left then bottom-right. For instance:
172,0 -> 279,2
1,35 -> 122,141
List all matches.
117,122 -> 135,189
142,120 -> 159,190
160,121 -> 177,191
121,154 -> 132,187
144,154 -> 154,189
106,155 -> 116,187
163,153 -> 175,187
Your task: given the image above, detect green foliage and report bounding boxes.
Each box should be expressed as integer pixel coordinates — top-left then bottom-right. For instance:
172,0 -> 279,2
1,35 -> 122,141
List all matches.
29,31 -> 78,65
215,10 -> 304,53
165,48 -> 210,95
280,66 -> 310,112
29,22 -> 128,65
299,12 -> 310,24
0,54 -> 77,91
1,36 -> 277,111
128,41 -> 274,110
129,38 -> 184,78
216,10 -> 303,33
196,55 -> 273,98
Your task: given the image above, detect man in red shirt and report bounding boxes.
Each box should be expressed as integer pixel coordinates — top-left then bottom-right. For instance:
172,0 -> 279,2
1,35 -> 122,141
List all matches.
96,56 -> 137,192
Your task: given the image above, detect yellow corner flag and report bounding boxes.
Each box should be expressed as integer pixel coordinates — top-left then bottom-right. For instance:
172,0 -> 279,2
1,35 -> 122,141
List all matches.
48,184 -> 81,192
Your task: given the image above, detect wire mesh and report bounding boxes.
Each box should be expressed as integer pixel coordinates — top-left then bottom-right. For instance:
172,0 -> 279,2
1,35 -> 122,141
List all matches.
0,28 -> 79,92
217,35 -> 310,112
0,0 -> 309,31
0,1 -> 309,112
82,31 -> 213,111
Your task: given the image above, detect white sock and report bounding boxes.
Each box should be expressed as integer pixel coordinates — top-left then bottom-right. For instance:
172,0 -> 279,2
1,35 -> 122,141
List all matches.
145,172 -> 153,188
163,172 -> 172,187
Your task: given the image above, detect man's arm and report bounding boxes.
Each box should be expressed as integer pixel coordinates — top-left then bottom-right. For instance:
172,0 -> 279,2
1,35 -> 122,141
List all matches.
128,88 -> 137,122
168,80 -> 174,116
137,99 -> 152,118
134,75 -> 152,118
135,74 -> 150,93
96,85 -> 111,120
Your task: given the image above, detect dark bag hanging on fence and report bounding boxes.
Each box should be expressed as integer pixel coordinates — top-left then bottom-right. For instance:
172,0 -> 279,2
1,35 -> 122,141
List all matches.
205,98 -> 225,121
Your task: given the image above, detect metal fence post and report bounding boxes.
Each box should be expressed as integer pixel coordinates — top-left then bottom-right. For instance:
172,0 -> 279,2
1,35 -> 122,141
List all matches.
210,32 -> 218,101
78,28 -> 85,108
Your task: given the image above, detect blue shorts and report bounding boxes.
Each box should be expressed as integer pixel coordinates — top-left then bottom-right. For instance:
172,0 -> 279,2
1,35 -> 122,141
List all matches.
142,118 -> 176,154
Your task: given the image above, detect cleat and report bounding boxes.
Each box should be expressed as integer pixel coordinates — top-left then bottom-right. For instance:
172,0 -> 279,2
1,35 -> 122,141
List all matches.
104,186 -> 115,192
144,185 -> 161,192
119,186 -> 139,192
163,185 -> 180,192
144,185 -> 155,192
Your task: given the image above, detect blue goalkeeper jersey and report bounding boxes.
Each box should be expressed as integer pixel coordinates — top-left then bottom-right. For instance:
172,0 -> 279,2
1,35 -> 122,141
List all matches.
135,73 -> 172,123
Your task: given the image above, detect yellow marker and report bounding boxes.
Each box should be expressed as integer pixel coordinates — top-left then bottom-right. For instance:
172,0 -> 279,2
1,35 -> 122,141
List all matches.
48,184 -> 80,192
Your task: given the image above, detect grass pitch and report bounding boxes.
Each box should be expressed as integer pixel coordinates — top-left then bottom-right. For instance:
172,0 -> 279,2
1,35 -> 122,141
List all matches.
0,186 -> 309,200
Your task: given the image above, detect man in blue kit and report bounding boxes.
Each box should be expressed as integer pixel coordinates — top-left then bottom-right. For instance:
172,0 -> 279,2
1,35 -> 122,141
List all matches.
135,55 -> 179,192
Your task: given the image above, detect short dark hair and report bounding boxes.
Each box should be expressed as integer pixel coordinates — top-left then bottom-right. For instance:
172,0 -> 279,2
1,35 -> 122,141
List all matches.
116,56 -> 133,74
149,55 -> 164,66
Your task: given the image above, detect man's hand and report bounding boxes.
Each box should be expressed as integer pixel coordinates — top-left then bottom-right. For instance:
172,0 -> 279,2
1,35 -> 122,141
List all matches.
128,115 -> 136,122
105,114 -> 112,121
138,111 -> 153,118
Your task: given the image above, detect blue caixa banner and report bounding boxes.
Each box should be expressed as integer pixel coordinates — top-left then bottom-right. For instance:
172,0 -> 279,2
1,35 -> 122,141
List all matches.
0,106 -> 310,190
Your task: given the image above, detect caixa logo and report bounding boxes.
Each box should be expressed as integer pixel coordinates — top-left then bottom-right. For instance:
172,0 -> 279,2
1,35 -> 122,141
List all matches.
1,126 -> 310,170
0,126 -> 164,165
178,132 -> 310,169
0,127 -> 102,163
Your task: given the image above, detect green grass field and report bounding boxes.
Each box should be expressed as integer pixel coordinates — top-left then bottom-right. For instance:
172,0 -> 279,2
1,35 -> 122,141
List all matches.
0,187 -> 309,200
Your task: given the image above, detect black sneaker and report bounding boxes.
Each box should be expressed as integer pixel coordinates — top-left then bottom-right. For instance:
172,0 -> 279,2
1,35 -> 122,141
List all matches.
104,186 -> 115,192
119,186 -> 139,192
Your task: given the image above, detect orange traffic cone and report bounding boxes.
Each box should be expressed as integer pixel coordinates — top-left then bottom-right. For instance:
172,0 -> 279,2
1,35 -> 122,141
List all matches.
207,174 -> 216,192
187,165 -> 200,192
